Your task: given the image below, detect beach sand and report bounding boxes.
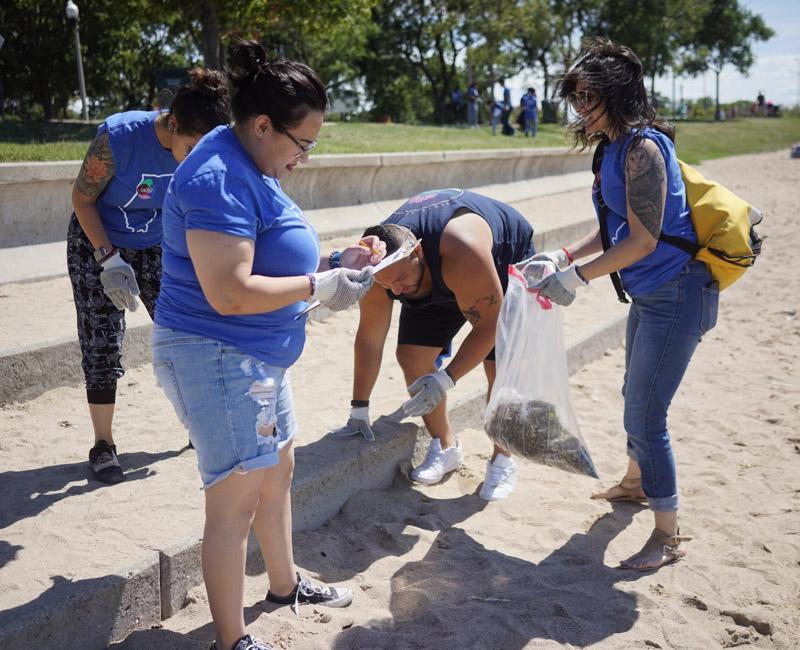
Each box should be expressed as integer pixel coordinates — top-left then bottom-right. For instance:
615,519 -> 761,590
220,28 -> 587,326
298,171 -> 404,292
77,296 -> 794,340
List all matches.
2,150 -> 798,649
112,150 -> 800,648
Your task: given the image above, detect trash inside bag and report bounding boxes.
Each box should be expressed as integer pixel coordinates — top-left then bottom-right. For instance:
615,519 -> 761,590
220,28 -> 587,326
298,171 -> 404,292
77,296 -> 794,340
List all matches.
484,262 -> 599,478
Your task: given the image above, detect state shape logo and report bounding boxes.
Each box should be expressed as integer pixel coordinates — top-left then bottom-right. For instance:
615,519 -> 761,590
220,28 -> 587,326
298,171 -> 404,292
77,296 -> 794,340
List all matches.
118,173 -> 173,233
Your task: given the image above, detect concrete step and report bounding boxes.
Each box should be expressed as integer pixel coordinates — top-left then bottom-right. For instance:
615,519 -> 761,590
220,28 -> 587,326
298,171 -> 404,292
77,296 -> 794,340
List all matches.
0,277 -> 628,648
0,186 -> 597,405
0,172 -> 592,286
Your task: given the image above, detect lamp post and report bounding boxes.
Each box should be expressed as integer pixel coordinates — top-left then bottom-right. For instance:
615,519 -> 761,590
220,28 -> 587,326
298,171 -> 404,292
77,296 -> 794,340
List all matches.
65,0 -> 88,121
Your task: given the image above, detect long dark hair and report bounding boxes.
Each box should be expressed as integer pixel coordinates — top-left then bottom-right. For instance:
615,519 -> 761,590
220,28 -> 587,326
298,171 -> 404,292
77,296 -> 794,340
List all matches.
168,68 -> 231,136
227,39 -> 328,128
558,38 -> 674,149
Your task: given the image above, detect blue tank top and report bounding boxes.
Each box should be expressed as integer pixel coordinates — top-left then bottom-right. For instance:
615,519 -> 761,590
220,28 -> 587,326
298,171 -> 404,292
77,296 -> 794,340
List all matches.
382,189 -> 534,309
95,111 -> 177,249
156,126 -> 320,368
594,127 -> 696,297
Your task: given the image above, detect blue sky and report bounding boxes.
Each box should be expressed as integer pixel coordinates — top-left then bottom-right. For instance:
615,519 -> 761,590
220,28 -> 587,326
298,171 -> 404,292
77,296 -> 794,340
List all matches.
508,0 -> 800,108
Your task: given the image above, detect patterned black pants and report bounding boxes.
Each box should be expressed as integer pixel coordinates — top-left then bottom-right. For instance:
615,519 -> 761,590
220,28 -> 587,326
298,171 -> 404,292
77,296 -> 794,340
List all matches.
67,213 -> 161,404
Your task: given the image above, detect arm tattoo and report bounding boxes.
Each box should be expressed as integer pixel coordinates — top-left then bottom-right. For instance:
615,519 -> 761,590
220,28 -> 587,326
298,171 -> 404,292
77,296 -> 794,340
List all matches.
75,131 -> 115,199
625,141 -> 666,239
461,291 -> 500,325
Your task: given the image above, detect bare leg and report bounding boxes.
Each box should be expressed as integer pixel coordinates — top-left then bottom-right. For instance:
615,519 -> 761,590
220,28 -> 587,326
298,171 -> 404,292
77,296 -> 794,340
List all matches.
203,468 -> 265,650
251,442 -> 297,597
483,359 -> 510,461
88,403 -> 115,445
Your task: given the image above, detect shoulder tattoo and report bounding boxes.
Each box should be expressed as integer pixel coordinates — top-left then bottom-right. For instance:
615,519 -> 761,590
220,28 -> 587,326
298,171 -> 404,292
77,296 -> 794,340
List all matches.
625,141 -> 666,239
75,131 -> 115,199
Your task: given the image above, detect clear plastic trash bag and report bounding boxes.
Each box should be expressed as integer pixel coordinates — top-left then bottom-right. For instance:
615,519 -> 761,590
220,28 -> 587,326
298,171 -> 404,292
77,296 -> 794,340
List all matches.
484,262 -> 599,478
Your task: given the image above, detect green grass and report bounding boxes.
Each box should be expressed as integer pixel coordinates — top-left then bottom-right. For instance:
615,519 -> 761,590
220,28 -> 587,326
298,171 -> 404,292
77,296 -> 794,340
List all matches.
1,116 -> 798,163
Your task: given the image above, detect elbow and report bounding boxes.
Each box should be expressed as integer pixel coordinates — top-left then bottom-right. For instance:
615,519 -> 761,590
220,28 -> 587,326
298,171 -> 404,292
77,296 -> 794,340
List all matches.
206,290 -> 244,316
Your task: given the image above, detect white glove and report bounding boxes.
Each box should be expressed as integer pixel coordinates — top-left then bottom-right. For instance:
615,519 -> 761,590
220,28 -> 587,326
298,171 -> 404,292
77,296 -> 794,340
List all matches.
328,406 -> 375,441
519,248 -> 570,270
531,265 -> 588,306
99,252 -> 140,311
401,369 -> 455,417
313,267 -> 374,311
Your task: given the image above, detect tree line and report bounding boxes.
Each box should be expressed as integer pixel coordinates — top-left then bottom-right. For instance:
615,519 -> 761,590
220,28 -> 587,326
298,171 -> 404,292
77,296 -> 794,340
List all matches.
0,0 -> 772,123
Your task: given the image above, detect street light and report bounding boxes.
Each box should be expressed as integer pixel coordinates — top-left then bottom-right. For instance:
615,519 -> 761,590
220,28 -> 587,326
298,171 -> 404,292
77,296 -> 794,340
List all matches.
65,0 -> 88,121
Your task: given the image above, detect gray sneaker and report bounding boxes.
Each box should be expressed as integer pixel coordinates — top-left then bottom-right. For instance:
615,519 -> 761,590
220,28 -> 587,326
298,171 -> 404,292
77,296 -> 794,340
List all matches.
210,634 -> 273,650
266,573 -> 353,614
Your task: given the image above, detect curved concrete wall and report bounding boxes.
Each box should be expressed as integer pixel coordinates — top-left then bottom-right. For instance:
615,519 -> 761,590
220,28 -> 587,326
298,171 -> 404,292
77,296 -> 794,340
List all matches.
0,147 -> 590,247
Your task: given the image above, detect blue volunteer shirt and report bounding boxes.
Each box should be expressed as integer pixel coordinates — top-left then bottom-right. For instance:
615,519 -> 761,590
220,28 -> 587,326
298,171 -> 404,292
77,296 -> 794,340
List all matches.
156,126 -> 321,368
594,127 -> 696,297
95,111 -> 177,249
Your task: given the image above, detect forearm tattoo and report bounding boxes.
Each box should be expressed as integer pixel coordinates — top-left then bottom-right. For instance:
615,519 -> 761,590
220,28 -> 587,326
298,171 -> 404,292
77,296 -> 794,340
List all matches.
75,131 -> 115,199
461,291 -> 500,325
625,141 -> 666,239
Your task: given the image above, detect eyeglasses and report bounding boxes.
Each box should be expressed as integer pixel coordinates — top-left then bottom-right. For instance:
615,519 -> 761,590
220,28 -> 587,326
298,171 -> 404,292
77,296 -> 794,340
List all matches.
567,89 -> 599,110
276,126 -> 317,158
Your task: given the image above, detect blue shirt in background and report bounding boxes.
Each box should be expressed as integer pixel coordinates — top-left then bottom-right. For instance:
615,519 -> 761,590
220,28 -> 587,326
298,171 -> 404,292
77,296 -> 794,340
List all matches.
156,126 -> 321,368
594,127 -> 696,297
95,111 -> 177,249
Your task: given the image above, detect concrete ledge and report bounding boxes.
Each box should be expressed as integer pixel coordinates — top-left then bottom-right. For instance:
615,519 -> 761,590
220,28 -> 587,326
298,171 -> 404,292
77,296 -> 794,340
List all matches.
0,219 -> 596,405
0,148 -> 591,247
0,553 -> 162,650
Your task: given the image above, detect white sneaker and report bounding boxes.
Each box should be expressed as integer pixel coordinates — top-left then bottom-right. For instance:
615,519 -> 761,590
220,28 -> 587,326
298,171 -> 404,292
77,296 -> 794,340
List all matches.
410,438 -> 464,485
479,454 -> 518,501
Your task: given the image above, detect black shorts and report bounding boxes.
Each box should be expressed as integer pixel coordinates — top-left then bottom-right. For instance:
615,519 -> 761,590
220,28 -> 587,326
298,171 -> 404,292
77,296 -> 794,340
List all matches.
398,301 -> 496,362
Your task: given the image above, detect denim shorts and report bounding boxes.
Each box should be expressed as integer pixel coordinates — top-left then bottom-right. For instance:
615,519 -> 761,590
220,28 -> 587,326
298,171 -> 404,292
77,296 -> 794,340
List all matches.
152,324 -> 297,489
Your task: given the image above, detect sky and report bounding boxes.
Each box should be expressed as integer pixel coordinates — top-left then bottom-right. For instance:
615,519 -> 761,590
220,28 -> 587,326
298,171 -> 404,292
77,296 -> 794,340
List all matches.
508,0 -> 800,109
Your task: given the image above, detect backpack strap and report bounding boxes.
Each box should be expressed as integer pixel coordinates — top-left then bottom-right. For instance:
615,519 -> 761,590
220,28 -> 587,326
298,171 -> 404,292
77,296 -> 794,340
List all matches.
593,142 -> 630,304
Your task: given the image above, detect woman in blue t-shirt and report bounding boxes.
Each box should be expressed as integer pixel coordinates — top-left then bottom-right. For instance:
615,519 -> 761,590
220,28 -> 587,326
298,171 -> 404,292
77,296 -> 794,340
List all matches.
153,40 -> 380,650
68,69 -> 231,485
526,39 -> 719,571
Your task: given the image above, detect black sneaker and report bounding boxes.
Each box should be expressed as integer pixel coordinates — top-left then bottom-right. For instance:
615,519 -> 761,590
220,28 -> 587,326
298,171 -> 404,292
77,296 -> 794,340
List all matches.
266,573 -> 353,613
88,440 -> 124,484
210,635 -> 272,650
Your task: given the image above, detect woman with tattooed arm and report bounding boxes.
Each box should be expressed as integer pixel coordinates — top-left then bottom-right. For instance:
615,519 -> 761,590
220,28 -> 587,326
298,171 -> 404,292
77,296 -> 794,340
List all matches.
525,39 -> 719,570
68,70 -> 231,484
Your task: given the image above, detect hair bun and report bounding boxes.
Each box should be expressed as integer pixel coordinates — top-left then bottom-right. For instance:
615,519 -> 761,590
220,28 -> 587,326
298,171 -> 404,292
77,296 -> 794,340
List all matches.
187,68 -> 229,99
228,39 -> 269,88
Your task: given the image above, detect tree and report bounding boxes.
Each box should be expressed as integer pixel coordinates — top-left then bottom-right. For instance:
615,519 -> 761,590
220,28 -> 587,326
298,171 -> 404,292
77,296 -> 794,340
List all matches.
679,0 -> 773,120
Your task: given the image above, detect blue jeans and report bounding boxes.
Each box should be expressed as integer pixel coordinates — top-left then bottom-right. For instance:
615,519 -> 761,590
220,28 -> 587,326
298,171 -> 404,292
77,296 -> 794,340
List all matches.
152,325 -> 297,489
622,261 -> 719,511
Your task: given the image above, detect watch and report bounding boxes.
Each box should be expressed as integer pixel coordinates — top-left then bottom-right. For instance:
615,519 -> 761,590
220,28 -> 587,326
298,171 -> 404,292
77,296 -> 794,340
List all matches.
329,250 -> 342,269
93,247 -> 117,263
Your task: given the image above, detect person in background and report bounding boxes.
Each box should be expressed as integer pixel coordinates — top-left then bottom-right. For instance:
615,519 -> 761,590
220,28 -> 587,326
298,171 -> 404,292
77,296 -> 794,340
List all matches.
521,87 -> 538,137
68,69 -> 231,484
500,80 -> 513,134
152,40 -> 382,650
330,188 -> 536,502
451,86 -> 463,123
466,82 -> 480,129
527,38 -> 717,571
490,99 -> 503,136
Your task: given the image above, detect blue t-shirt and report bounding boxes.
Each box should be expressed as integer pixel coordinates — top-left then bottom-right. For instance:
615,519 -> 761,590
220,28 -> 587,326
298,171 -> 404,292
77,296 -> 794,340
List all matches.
155,126 -> 321,368
594,128 -> 696,296
521,93 -> 538,118
383,188 -> 534,309
95,111 -> 177,249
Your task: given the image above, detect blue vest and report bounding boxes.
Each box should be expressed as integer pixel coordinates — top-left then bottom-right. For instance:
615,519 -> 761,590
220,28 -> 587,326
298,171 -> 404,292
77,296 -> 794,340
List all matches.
95,111 -> 177,249
382,189 -> 534,309
156,126 -> 320,368
594,128 -> 696,296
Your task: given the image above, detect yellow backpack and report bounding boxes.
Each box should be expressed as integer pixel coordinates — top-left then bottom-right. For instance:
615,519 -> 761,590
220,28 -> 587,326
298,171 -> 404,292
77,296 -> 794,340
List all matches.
659,161 -> 763,290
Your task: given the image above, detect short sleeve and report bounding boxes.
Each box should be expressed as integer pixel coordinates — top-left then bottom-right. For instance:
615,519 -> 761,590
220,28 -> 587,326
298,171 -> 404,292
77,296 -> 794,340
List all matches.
178,171 -> 259,240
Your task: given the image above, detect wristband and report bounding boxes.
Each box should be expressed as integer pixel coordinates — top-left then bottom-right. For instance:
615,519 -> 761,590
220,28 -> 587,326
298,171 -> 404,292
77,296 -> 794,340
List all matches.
443,367 -> 457,385
561,247 -> 574,265
329,250 -> 342,269
306,273 -> 317,298
351,399 -> 369,408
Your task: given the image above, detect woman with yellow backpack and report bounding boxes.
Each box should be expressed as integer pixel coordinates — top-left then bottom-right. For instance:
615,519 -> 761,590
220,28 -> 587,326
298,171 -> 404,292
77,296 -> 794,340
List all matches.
524,38 -> 728,571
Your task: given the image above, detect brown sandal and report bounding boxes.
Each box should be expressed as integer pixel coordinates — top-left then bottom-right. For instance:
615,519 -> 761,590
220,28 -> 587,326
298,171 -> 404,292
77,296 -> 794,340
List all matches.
619,528 -> 693,570
591,478 -> 647,504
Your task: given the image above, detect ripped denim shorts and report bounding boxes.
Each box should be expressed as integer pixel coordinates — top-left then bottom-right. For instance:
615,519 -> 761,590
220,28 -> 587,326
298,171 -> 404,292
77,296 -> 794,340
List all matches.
152,324 -> 296,489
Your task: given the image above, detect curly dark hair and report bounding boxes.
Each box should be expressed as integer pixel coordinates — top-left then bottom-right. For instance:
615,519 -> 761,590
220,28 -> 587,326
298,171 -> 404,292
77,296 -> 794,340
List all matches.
557,37 -> 673,149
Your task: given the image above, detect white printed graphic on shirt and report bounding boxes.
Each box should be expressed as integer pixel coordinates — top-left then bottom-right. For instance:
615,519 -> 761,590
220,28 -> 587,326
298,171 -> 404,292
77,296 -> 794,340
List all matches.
117,173 -> 173,233
610,222 -> 628,247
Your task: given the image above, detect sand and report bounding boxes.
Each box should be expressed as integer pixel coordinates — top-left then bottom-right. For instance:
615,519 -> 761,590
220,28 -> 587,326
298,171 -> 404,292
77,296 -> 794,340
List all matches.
3,150 -> 799,649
